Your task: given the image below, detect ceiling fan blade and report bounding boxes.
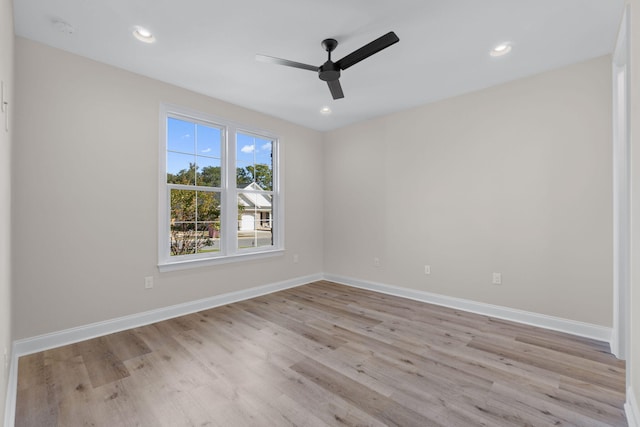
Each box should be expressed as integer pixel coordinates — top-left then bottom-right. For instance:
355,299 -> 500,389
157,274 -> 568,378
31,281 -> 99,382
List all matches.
327,79 -> 344,100
255,54 -> 318,71
336,31 -> 399,70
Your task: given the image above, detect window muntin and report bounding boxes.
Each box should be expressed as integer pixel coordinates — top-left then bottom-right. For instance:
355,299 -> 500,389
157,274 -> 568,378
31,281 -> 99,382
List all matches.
160,105 -> 282,270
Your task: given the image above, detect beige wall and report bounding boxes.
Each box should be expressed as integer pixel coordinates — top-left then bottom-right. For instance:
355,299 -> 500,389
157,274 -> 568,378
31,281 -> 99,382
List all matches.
628,0 -> 640,417
12,38 -> 324,339
0,0 -> 12,422
324,56 -> 613,326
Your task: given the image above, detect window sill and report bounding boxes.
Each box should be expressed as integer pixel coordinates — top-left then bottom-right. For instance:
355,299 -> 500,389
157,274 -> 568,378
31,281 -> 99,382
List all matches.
158,249 -> 284,273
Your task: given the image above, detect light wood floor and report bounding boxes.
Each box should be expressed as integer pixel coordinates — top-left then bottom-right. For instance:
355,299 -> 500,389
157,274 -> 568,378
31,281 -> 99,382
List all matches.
15,281 -> 627,426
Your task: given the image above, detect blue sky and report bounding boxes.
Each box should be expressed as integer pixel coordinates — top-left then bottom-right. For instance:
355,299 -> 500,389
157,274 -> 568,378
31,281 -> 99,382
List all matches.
167,117 -> 221,181
167,117 -> 273,184
236,132 -> 272,170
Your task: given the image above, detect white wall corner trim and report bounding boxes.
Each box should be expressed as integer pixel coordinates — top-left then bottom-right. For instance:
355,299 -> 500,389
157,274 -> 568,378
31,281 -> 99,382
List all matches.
4,345 -> 18,427
627,387 -> 640,427
323,274 -> 613,344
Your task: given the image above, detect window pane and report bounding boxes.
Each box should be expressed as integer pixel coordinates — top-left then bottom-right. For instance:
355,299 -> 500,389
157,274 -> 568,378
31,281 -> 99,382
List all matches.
170,189 -> 221,256
170,189 -> 197,255
196,157 -> 221,187
196,191 -> 221,253
168,117 -> 195,154
236,132 -> 255,165
167,152 -> 196,184
237,192 -> 273,249
196,124 -> 221,159
236,132 -> 273,190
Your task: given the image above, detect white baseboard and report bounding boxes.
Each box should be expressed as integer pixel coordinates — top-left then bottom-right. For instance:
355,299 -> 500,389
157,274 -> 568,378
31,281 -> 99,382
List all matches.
13,273 -> 320,357
323,274 -> 613,343
4,272 -> 617,427
9,273 -> 613,357
3,273 -> 321,427
627,386 -> 640,427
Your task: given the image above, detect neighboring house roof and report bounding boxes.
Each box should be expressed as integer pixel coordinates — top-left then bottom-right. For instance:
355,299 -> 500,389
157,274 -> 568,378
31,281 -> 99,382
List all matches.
238,183 -> 272,209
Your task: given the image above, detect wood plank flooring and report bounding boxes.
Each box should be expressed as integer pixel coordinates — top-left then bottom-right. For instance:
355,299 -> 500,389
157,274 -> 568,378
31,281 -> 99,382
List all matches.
15,281 -> 627,426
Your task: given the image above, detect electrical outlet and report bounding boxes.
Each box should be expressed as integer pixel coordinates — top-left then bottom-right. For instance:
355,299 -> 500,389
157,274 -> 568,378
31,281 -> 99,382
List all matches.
293,254 -> 299,264
424,265 -> 431,275
144,276 -> 154,289
373,257 -> 380,267
492,272 -> 502,285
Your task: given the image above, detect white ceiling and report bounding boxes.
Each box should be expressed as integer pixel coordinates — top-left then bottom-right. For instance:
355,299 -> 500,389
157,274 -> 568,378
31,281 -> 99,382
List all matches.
14,0 -> 625,132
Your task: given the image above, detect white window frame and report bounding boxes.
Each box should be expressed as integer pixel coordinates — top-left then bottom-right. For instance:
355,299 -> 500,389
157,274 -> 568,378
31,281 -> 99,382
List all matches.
158,104 -> 283,272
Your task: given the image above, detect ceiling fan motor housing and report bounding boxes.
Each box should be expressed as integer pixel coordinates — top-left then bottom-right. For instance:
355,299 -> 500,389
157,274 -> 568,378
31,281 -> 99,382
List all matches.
319,61 -> 340,81
319,38 -> 340,81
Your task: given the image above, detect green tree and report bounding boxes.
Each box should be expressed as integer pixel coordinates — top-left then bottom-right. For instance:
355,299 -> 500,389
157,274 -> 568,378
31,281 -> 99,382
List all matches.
168,163 -> 220,256
236,167 -> 252,188
236,163 -> 272,190
198,165 -> 221,187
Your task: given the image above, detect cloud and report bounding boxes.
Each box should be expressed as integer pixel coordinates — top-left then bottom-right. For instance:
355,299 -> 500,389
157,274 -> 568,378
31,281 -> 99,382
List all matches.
241,145 -> 255,153
181,133 -> 191,139
261,142 -> 272,151
201,148 -> 212,153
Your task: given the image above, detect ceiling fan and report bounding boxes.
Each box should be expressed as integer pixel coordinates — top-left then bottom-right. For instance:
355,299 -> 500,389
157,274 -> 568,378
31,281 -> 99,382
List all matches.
256,31 -> 400,100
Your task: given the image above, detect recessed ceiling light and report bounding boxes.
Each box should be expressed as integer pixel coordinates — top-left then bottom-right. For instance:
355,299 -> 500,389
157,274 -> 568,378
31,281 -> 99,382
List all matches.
320,106 -> 332,115
490,42 -> 512,57
133,26 -> 155,43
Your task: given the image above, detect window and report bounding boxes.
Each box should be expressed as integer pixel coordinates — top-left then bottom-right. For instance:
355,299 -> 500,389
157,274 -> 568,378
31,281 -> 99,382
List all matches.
159,104 -> 282,271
